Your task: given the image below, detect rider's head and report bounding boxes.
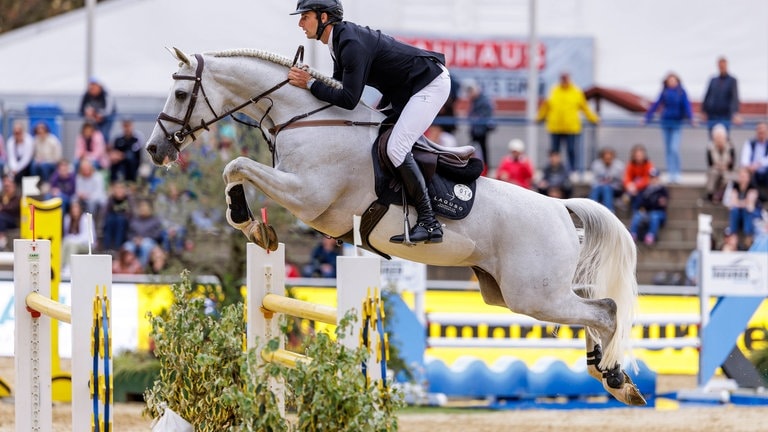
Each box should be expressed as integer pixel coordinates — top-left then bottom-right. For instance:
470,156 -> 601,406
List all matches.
291,0 -> 343,41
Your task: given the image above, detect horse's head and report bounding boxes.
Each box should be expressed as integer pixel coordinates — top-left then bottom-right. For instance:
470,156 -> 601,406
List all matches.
146,47 -> 207,165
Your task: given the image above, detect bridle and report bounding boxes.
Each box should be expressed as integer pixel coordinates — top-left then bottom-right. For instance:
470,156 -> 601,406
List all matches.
155,47 -> 313,154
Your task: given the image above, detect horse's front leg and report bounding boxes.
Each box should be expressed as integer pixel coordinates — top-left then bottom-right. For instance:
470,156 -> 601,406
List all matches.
223,157 -> 294,251
224,180 -> 278,251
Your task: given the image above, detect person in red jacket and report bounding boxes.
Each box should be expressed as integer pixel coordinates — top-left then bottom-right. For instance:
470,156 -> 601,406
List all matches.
495,139 -> 534,189
623,144 -> 656,211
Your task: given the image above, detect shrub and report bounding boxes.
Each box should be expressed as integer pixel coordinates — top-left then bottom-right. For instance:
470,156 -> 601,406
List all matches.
144,271 -> 402,431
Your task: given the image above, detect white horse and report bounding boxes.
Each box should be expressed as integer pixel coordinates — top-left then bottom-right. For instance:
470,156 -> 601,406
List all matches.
145,48 -> 645,406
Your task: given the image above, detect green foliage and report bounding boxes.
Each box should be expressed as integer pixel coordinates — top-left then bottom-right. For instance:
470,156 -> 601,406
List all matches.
144,270 -> 249,430
753,347 -> 768,381
284,312 -> 403,432
145,271 -> 403,432
221,349 -> 289,432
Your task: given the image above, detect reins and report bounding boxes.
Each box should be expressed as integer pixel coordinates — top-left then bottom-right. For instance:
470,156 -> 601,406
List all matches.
156,45 -> 386,166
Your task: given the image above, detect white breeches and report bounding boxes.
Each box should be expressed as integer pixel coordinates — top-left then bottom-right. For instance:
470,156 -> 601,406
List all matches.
386,67 -> 451,166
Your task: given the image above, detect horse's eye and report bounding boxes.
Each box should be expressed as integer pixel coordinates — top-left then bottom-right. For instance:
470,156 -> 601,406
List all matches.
175,90 -> 188,100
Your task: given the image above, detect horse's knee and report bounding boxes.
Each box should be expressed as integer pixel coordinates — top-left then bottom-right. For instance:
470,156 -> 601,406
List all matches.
223,156 -> 248,181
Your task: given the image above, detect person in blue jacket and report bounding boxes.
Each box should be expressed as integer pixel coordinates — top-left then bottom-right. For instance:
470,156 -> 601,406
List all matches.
286,0 -> 450,244
643,72 -> 695,184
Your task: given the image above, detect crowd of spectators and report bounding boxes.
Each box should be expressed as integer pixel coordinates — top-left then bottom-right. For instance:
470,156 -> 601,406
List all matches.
0,79 -> 228,275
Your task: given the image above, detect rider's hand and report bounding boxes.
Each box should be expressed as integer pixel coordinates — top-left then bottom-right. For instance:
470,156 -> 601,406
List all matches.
288,66 -> 311,89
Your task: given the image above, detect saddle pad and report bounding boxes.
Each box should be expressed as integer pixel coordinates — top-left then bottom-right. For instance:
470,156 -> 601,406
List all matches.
371,145 -> 477,220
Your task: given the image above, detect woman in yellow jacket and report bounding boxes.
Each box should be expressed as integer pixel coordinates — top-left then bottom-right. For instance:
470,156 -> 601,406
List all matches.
537,72 -> 599,172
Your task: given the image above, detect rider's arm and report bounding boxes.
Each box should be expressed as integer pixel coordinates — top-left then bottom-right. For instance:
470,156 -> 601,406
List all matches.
310,38 -> 369,110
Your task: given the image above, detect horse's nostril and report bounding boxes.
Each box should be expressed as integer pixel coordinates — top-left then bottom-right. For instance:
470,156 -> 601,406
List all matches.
147,144 -> 157,155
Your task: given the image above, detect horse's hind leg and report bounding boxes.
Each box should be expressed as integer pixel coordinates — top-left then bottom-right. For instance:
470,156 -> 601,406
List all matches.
515,289 -> 645,406
573,287 -> 645,405
574,287 -> 603,382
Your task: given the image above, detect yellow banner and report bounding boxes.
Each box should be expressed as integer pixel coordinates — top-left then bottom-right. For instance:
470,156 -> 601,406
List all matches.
133,285 -> 768,375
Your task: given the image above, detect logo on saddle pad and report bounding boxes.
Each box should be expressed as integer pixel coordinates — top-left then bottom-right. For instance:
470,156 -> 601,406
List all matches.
434,184 -> 472,214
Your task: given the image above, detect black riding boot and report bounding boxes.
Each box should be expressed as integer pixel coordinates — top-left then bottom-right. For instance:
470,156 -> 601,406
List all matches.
389,153 -> 443,244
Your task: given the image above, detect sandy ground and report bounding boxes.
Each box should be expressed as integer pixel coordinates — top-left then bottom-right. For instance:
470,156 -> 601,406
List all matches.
1,357 -> 767,432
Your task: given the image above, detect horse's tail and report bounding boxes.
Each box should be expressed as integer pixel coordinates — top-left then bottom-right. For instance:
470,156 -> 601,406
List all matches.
564,198 -> 638,372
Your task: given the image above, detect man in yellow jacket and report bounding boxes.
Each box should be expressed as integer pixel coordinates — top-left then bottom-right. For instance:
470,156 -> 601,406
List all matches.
537,72 -> 599,172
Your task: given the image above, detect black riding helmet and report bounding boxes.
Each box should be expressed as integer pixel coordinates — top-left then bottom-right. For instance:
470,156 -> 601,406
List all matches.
290,0 -> 344,40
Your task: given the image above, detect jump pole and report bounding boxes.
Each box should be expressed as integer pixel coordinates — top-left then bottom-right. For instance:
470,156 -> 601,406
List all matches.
246,241 -> 381,412
14,239 -> 112,432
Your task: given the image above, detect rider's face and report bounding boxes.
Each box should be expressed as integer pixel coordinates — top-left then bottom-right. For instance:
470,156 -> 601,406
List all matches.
298,12 -> 319,39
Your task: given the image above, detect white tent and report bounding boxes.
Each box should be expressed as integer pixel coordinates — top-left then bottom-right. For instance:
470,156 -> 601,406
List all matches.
0,0 -> 766,102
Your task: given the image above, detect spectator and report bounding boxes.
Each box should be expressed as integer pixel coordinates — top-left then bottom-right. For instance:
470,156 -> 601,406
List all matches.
435,76 -> 459,135
536,150 -> 572,198
642,72 -> 694,183
75,122 -> 109,170
215,123 -> 238,162
0,133 -> 6,176
147,245 -> 171,274
47,160 -> 77,213
702,56 -> 740,135
123,199 -> 164,268
425,124 -> 458,148
705,123 -> 735,203
108,118 -> 145,182
588,147 -> 625,213
623,144 -> 656,211
60,200 -> 93,275
750,209 -> 768,252
628,168 -> 668,246
112,247 -> 143,275
739,121 -> 768,201
302,236 -> 341,278
102,181 -> 133,252
536,71 -> 599,172
6,121 -> 35,185
75,158 -> 108,220
154,182 -> 192,254
0,175 -> 21,250
31,122 -> 62,182
495,139 -> 534,189
720,227 -> 740,252
80,77 -> 117,141
462,79 -> 495,165
725,167 -> 761,249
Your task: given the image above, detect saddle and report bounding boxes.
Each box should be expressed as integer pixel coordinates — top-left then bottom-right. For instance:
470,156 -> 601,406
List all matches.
341,127 -> 484,258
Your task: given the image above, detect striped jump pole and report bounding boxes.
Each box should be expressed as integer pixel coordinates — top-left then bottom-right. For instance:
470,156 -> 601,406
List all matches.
14,239 -> 112,432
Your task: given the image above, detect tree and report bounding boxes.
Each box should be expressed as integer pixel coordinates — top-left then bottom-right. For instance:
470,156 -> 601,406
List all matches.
0,1 -> 108,34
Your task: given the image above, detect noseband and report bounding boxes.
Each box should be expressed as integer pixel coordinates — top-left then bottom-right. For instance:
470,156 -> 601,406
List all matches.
156,47 -> 307,152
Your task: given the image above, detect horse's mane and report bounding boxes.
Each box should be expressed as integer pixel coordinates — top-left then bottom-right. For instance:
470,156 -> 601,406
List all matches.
210,49 -> 342,90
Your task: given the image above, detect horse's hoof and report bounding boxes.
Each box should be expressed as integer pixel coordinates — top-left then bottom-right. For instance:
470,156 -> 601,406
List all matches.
249,223 -> 279,252
602,371 -> 647,406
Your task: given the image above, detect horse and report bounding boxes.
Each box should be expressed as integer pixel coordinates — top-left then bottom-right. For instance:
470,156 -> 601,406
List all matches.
145,47 -> 645,406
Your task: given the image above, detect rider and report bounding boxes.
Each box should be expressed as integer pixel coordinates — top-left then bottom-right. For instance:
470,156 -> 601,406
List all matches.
287,0 -> 449,244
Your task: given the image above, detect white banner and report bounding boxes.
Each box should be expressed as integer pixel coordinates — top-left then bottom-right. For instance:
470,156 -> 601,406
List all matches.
703,251 -> 768,297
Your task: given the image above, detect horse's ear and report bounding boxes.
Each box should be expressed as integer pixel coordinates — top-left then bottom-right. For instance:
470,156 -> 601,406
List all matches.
166,46 -> 191,66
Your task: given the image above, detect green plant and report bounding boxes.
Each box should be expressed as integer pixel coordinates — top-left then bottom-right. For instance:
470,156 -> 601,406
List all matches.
284,312 -> 403,432
144,271 -> 403,431
144,270 -> 250,430
753,346 -> 768,381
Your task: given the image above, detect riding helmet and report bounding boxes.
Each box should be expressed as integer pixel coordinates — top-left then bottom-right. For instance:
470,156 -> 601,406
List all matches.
290,0 -> 344,21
